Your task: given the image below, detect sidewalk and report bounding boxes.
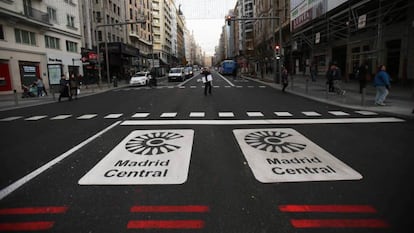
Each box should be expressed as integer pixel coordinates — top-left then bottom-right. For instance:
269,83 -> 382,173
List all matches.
243,73 -> 414,119
0,82 -> 126,112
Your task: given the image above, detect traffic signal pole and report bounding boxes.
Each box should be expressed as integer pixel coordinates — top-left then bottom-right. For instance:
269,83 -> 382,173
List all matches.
226,16 -> 282,83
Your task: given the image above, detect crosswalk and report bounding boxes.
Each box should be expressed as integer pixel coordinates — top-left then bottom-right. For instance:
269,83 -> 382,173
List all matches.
0,110 -> 380,122
116,85 -> 268,91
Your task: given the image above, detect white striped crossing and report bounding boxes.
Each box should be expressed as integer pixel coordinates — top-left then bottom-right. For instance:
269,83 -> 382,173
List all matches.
0,116 -> 22,121
25,116 -> 47,121
77,114 -> 97,120
50,115 -> 72,120
104,114 -> 123,119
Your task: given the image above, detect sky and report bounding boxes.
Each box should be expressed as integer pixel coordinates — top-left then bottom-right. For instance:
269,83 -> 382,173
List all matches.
175,0 -> 238,56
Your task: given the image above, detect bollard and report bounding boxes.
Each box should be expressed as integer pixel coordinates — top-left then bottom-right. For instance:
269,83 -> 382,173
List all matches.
13,89 -> 19,106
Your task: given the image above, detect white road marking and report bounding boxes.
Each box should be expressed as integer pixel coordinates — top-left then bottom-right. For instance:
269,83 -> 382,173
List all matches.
219,112 -> 235,118
50,115 -> 72,120
132,113 -> 150,118
0,116 -> 22,121
259,86 -> 266,88
189,112 -> 205,117
247,112 -> 264,117
161,112 -> 177,118
190,86 -> 197,88
120,117 -> 404,126
274,112 -> 293,117
355,111 -> 378,116
216,73 -> 236,87
233,128 -> 363,183
104,114 -> 123,119
77,114 -> 98,120
302,111 -> 322,117
25,116 -> 47,121
329,111 -> 350,116
0,121 -> 121,200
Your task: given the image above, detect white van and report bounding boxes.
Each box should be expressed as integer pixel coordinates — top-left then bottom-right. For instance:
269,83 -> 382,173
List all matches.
168,67 -> 185,82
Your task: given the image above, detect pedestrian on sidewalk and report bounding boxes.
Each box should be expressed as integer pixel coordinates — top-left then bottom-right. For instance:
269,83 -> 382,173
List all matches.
281,66 -> 289,92
58,74 -> 72,102
69,74 -> 79,99
201,67 -> 212,96
326,62 -> 345,95
36,77 -> 47,96
373,65 -> 391,106
357,61 -> 369,93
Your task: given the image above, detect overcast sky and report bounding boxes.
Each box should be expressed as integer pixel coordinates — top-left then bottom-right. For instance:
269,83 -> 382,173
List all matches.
175,0 -> 238,56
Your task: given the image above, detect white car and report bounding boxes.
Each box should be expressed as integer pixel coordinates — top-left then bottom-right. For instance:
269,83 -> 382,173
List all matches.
129,72 -> 151,86
168,67 -> 185,82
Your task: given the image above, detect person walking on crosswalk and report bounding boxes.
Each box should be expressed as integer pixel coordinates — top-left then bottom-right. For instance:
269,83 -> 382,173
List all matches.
202,67 -> 212,96
374,65 -> 391,106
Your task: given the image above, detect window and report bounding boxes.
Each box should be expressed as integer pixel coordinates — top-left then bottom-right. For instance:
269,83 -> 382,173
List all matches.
97,31 -> 102,41
45,35 -> 60,49
66,40 -> 78,52
96,11 -> 101,23
47,7 -> 57,22
15,28 -> 36,46
0,25 -> 4,40
67,14 -> 75,28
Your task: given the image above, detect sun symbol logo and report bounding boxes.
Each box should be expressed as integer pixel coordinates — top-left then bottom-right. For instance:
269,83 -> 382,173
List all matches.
244,131 -> 306,153
125,132 -> 184,155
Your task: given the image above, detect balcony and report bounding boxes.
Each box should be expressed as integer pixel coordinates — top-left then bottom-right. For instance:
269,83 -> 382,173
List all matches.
23,5 -> 50,24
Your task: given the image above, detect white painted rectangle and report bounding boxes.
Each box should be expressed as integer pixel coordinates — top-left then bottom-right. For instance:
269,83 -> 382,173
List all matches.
50,115 -> 72,120
77,114 -> 97,120
104,114 -> 123,119
132,113 -> 150,118
25,116 -> 47,121
274,112 -> 293,117
218,112 -> 235,118
189,112 -> 205,118
161,112 -> 177,118
302,111 -> 321,117
233,128 -> 362,183
247,112 -> 264,117
0,116 -> 22,121
329,111 -> 350,116
79,129 -> 194,185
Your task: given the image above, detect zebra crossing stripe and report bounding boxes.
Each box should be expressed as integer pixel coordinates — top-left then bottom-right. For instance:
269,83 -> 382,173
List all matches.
161,112 -> 177,118
329,111 -> 350,116
302,111 -> 322,117
0,116 -> 22,121
77,114 -> 97,120
189,112 -> 205,118
104,114 -> 123,119
50,115 -> 72,120
219,112 -> 235,118
25,116 -> 47,121
274,112 -> 293,117
132,113 -> 150,118
247,112 -> 264,117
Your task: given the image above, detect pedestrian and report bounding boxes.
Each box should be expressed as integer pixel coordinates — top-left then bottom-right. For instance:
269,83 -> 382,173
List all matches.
326,62 -> 345,95
373,65 -> 391,106
58,74 -> 71,102
36,77 -> 47,96
281,66 -> 289,92
357,61 -> 369,93
69,74 -> 79,99
201,67 -> 212,95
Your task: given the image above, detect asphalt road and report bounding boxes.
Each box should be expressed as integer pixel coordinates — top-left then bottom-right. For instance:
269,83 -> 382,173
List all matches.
0,71 -> 413,233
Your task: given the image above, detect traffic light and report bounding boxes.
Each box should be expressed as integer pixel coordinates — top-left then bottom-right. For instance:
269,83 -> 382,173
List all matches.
226,15 -> 233,26
274,45 -> 280,54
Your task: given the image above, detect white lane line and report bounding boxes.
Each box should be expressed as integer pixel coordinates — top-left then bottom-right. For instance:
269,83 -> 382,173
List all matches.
355,110 -> 378,116
161,112 -> 177,118
25,116 -> 47,121
190,86 -> 197,88
104,114 -> 123,119
247,112 -> 264,117
0,121 -> 121,200
216,73 -> 236,87
0,116 -> 23,121
121,117 -> 404,126
132,113 -> 150,118
302,111 -> 322,117
224,86 -> 232,88
50,115 -> 72,120
259,86 -> 266,88
189,112 -> 205,117
329,111 -> 350,116
219,112 -> 235,118
274,112 -> 293,117
77,114 -> 98,120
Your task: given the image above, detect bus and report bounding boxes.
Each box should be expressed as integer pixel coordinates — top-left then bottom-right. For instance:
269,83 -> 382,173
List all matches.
219,60 -> 237,75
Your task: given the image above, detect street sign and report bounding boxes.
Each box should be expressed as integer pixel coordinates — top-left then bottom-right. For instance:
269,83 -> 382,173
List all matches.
233,128 -> 362,183
79,129 -> 194,185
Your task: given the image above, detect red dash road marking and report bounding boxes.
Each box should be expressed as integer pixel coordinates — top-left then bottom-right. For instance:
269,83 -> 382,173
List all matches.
279,205 -> 377,213
0,221 -> 54,231
127,220 -> 205,229
291,219 -> 390,228
0,206 -> 68,215
130,205 -> 209,213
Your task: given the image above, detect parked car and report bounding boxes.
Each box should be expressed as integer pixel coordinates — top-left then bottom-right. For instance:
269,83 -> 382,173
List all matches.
168,67 -> 185,82
129,72 -> 151,86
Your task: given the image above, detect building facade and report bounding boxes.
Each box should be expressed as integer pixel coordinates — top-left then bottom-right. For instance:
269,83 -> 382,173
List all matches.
0,0 -> 82,93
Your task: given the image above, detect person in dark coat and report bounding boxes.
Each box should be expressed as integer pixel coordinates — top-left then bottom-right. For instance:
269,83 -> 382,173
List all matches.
201,67 -> 212,95
58,74 -> 71,102
281,66 -> 289,92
